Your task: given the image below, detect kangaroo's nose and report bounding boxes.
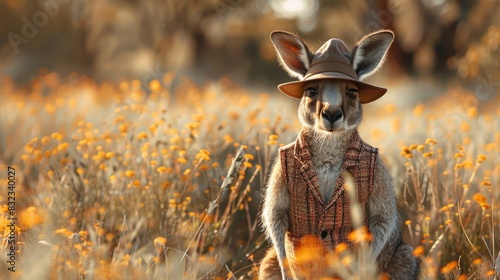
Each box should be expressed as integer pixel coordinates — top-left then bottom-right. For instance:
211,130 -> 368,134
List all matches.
322,109 -> 342,124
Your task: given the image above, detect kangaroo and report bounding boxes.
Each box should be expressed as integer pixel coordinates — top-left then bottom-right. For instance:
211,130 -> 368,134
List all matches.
260,30 -> 419,280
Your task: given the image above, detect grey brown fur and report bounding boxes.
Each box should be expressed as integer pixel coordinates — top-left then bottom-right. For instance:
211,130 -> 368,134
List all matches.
260,30 -> 419,279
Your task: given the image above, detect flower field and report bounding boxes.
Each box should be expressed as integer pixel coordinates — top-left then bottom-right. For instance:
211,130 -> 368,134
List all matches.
0,72 -> 498,279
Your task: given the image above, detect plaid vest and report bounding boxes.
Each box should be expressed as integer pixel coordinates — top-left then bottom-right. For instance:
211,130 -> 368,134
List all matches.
280,131 -> 378,250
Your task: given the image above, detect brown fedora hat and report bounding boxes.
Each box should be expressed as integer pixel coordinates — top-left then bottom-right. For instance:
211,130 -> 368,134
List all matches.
277,38 -> 387,104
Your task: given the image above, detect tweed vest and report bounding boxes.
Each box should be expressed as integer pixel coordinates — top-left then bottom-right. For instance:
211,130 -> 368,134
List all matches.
281,131 -> 378,251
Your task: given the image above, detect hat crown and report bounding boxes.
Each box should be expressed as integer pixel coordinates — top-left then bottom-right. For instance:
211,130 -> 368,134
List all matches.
314,39 -> 351,64
304,39 -> 358,80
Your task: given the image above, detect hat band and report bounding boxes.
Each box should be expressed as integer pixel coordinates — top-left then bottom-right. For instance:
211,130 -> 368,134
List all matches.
304,60 -> 358,80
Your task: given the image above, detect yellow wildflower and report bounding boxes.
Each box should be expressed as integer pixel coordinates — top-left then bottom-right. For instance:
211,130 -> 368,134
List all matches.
244,154 -> 254,160
154,236 -> 167,247
423,152 -> 433,158
476,154 -> 487,163
125,170 -> 136,178
196,149 -> 210,161
412,246 -> 424,257
347,226 -> 372,244
412,104 -> 425,116
472,258 -> 483,265
335,243 -> 348,254
425,138 -> 438,145
137,132 -> 148,140
57,142 -> 69,151
149,80 -> 161,91
454,152 -> 464,158
440,261 -> 458,274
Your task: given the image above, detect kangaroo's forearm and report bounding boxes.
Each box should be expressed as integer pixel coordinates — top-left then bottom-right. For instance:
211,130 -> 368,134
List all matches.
369,213 -> 396,258
267,210 -> 288,260
263,154 -> 289,257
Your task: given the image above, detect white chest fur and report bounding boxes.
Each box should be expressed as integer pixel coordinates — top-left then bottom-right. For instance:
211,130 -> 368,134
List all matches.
315,162 -> 343,203
306,130 -> 352,204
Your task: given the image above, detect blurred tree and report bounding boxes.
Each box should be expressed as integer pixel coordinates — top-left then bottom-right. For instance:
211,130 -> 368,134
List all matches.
385,0 -> 499,78
0,0 -> 95,81
0,0 -> 498,88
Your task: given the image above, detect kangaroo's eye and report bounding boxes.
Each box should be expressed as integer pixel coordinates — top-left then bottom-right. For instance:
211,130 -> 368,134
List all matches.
304,87 -> 318,97
346,88 -> 359,98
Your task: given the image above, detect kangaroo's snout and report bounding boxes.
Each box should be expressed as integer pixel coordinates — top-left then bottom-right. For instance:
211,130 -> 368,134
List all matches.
321,107 -> 343,126
318,99 -> 344,132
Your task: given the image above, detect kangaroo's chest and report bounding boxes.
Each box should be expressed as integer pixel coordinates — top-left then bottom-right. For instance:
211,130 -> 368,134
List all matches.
314,160 -> 343,204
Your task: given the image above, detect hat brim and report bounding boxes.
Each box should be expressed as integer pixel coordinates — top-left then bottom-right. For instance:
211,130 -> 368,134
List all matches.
277,72 -> 387,104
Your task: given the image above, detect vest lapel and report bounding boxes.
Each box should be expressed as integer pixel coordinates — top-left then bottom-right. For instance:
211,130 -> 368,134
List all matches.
323,171 -> 345,211
343,132 -> 363,172
294,133 -> 325,207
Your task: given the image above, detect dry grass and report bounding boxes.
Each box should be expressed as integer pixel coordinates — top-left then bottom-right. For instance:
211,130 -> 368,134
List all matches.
0,73 -> 498,279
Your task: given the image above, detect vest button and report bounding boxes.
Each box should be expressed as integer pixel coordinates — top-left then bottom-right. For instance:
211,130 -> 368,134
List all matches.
320,230 -> 328,239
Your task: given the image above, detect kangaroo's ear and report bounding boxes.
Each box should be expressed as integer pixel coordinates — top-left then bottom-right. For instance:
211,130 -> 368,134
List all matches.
351,30 -> 394,81
270,31 -> 313,80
